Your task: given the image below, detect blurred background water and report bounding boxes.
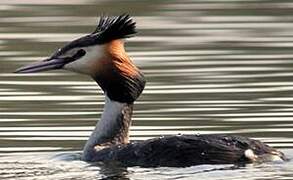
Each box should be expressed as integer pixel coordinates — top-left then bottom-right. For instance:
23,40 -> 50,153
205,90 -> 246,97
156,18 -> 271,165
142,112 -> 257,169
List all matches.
0,0 -> 293,179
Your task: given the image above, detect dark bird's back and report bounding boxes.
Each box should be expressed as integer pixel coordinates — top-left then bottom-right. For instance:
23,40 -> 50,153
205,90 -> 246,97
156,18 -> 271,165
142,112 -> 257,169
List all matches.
91,134 -> 286,167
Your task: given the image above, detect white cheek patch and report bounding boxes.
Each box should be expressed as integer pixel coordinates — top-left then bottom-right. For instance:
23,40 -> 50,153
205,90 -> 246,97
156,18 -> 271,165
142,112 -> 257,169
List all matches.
64,44 -> 106,75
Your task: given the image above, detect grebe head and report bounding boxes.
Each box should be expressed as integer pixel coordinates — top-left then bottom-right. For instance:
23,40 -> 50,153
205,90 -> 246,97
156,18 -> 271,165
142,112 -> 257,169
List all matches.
15,14 -> 145,103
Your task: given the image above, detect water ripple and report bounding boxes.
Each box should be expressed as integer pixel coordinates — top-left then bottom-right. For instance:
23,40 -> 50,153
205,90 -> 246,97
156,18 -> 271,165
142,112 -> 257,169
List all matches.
1,1 -> 293,179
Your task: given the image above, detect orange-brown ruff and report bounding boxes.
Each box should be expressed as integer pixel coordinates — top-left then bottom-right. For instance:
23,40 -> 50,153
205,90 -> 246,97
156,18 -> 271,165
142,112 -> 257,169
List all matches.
96,39 -> 140,79
14,14 -> 287,167
93,38 -> 145,103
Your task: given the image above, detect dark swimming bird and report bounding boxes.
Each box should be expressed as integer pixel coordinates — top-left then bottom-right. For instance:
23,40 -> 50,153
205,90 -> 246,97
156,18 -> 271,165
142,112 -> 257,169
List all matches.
15,14 -> 287,167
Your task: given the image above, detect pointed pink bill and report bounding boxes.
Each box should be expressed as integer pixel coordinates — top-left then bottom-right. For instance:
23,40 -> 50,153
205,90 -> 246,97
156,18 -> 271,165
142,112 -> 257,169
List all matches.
14,58 -> 66,73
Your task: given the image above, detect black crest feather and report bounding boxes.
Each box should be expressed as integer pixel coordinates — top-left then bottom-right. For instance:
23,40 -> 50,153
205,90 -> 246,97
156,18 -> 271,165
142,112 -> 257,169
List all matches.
50,14 -> 137,57
92,14 -> 137,44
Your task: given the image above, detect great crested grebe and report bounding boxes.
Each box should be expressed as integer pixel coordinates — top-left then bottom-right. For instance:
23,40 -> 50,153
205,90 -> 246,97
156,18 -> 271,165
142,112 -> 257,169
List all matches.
15,14 -> 287,167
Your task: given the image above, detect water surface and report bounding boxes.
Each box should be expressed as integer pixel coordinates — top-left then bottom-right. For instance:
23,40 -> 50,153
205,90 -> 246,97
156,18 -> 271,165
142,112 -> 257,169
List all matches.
0,0 -> 293,179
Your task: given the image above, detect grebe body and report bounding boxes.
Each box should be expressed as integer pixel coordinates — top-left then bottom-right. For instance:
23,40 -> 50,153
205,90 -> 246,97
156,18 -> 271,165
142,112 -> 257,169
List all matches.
15,15 -> 287,167
89,134 -> 285,167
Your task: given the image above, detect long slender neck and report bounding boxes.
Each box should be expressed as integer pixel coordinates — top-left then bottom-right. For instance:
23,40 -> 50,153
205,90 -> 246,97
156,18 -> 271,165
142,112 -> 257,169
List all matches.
81,40 -> 145,161
82,95 -> 133,161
